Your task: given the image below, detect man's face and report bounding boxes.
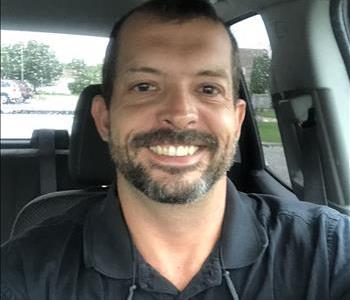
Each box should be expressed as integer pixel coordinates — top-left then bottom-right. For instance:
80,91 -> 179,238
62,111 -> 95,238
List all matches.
94,15 -> 246,204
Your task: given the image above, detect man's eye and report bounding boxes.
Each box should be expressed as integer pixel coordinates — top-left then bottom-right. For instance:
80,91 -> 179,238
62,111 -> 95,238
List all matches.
199,85 -> 221,96
132,83 -> 156,92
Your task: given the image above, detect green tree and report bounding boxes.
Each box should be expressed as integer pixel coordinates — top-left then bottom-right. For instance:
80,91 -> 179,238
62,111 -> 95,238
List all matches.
249,51 -> 271,94
66,59 -> 102,94
1,41 -> 63,91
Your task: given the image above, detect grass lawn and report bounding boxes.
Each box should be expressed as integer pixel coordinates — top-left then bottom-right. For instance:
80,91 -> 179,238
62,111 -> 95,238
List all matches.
257,122 -> 282,143
255,109 -> 276,119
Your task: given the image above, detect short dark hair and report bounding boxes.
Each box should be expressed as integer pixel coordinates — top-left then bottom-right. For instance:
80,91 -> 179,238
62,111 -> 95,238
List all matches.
102,0 -> 241,107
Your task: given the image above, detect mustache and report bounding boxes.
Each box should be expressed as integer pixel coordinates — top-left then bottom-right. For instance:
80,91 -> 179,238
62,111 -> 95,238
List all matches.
130,128 -> 218,150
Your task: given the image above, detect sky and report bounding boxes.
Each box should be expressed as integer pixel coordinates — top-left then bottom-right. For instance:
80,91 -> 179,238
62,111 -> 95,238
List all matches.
1,15 -> 270,66
1,31 -> 109,65
230,15 -> 271,50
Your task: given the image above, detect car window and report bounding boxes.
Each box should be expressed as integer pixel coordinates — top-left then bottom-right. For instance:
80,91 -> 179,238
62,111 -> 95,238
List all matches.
230,15 -> 291,186
1,30 -> 108,139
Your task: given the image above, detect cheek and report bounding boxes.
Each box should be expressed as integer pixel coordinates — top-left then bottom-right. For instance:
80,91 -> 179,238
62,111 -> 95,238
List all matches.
109,119 -> 132,147
204,107 -> 236,142
109,107 -> 157,144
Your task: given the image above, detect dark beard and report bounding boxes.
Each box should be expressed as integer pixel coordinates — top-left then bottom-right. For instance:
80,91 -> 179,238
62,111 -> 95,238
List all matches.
109,128 -> 235,204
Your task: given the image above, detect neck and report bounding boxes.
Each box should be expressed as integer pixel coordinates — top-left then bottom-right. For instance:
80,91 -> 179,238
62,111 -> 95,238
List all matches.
116,173 -> 227,290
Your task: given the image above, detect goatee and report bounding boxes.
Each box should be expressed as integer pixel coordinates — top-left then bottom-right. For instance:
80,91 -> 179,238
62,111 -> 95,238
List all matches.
109,128 -> 235,204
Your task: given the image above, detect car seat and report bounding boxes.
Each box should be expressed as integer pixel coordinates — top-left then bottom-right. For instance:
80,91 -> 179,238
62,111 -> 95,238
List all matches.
9,84 -> 114,240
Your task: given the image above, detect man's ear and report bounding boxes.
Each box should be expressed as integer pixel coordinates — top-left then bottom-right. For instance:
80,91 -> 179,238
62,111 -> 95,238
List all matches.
91,95 -> 110,142
233,99 -> 246,140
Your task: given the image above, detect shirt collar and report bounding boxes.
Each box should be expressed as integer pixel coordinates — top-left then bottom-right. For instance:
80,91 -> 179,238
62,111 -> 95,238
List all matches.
221,180 -> 269,269
84,183 -> 134,279
83,179 -> 269,279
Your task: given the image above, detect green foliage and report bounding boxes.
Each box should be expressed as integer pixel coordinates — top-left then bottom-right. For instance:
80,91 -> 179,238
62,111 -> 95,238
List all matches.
250,51 -> 271,94
1,41 -> 63,90
66,59 -> 102,94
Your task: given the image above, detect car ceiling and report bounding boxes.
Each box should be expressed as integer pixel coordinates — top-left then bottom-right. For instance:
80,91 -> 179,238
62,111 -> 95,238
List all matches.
1,0 -> 292,36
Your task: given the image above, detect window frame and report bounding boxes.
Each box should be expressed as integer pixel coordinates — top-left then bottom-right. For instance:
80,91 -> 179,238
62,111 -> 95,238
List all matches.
227,14 -> 293,190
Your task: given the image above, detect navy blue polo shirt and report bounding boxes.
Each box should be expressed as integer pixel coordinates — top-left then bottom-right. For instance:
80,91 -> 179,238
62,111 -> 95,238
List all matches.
1,179 -> 350,299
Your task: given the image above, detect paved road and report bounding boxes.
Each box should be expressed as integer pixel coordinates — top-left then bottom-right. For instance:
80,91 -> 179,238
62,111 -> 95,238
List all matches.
1,95 -> 77,139
1,94 -> 78,113
1,113 -> 74,139
263,144 -> 291,186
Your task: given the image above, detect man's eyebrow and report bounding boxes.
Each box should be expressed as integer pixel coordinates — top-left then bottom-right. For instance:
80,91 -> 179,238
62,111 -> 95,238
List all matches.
126,67 -> 163,75
196,69 -> 230,79
125,67 -> 229,79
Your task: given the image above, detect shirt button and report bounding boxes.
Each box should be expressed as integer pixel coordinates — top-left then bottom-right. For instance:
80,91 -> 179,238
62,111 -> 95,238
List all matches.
140,282 -> 147,289
141,282 -> 153,289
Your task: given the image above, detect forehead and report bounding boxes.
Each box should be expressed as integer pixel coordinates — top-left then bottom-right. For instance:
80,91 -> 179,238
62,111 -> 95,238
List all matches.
116,14 -> 232,70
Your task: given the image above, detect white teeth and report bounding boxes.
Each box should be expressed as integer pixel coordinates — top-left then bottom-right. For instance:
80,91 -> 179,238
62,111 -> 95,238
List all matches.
149,145 -> 199,156
188,146 -> 197,155
176,146 -> 186,156
169,146 -> 176,156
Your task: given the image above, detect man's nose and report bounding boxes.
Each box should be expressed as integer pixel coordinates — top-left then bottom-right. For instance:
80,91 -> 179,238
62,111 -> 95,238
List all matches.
156,87 -> 199,130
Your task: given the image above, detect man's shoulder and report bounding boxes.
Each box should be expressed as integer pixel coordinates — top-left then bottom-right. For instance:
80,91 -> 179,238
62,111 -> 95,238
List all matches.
235,192 -> 350,298
241,191 -> 349,229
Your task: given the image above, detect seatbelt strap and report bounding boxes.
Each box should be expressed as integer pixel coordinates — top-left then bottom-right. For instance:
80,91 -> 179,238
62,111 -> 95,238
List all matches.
297,108 -> 327,205
37,129 -> 57,194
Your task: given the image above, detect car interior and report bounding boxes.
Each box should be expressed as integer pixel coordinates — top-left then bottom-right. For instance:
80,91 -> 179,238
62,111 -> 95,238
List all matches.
1,0 -> 349,244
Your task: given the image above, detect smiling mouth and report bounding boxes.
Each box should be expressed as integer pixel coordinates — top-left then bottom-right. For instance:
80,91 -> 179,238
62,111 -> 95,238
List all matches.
149,145 -> 199,156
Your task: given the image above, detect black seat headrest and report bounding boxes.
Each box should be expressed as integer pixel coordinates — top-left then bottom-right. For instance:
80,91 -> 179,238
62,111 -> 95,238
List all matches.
69,84 -> 115,186
31,129 -> 69,149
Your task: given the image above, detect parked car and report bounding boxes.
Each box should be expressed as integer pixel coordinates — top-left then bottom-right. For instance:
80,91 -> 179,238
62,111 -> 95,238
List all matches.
1,79 -> 23,103
16,80 -> 33,101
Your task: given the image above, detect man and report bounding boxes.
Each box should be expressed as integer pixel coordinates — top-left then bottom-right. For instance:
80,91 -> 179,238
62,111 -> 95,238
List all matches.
1,0 -> 350,299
